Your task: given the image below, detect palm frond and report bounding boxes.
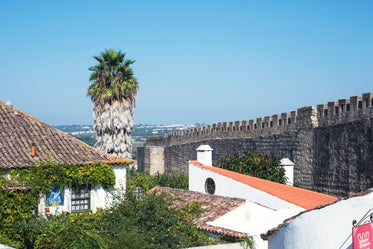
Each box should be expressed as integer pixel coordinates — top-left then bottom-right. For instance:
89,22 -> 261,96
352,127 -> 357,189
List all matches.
87,49 -> 139,102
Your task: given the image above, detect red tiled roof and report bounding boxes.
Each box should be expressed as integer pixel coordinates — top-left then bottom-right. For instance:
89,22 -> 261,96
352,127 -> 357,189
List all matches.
261,188 -> 373,240
151,186 -> 248,238
0,101 -> 130,168
190,160 -> 337,210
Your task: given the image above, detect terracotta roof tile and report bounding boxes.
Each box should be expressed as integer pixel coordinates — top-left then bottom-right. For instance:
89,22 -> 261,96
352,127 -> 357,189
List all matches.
261,189 -> 373,240
190,160 -> 337,210
0,101 -> 130,168
151,186 -> 248,238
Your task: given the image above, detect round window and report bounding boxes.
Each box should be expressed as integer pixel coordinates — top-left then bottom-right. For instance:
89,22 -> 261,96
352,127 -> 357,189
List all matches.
205,178 -> 216,195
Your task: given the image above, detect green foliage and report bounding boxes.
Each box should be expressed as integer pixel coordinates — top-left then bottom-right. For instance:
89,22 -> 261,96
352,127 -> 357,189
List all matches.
104,191 -> 213,249
240,235 -> 256,249
88,49 -> 139,102
0,232 -> 22,248
218,234 -> 255,248
34,214 -> 106,249
10,191 -> 213,249
218,150 -> 287,184
15,161 -> 116,191
16,213 -> 107,249
0,187 -> 39,242
127,170 -> 188,193
0,161 -> 119,246
0,163 -> 215,249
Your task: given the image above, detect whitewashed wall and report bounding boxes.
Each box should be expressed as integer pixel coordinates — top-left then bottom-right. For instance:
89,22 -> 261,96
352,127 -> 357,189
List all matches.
38,164 -> 126,215
267,192 -> 373,249
189,162 -> 304,211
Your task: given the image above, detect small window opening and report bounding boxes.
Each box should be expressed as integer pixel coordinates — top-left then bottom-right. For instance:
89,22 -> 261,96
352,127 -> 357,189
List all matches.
279,120 -> 282,126
71,185 -> 90,212
288,118 -> 291,124
270,121 -> 273,127
335,106 -> 339,114
254,124 -> 257,129
358,101 -> 363,109
347,104 -> 350,111
324,109 -> 328,117
205,178 -> 216,195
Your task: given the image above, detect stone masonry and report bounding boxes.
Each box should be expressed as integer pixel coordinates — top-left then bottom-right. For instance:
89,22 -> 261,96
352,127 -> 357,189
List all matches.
137,93 -> 373,197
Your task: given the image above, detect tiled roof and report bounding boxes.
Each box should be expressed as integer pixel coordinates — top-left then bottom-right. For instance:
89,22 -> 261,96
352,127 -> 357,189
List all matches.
151,186 -> 248,238
261,189 -> 373,240
190,160 -> 337,210
0,101 -> 129,168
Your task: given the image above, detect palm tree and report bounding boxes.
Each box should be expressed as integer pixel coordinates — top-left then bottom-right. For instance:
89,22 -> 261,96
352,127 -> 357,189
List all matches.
87,49 -> 139,158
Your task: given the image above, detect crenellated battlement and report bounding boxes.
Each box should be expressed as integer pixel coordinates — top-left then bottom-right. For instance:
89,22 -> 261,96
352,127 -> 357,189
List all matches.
146,93 -> 373,147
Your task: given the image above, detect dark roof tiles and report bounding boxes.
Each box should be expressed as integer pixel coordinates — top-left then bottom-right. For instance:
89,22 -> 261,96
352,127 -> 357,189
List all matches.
0,101 -> 129,168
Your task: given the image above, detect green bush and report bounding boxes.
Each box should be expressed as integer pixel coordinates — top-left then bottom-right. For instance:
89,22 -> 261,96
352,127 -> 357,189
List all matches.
127,170 -> 188,193
8,189 -> 213,249
33,214 -> 106,249
1,167 -> 217,249
0,233 -> 21,248
107,191 -> 212,249
218,150 -> 286,184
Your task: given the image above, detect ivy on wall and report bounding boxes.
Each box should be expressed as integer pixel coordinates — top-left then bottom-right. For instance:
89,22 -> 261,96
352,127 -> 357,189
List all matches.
0,160 -> 125,242
14,161 -> 116,191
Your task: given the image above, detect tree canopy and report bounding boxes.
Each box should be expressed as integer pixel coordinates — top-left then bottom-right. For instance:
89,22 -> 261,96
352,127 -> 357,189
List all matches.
87,49 -> 139,103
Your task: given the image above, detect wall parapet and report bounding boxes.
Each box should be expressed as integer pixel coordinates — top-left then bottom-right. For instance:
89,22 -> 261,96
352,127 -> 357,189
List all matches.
146,93 -> 373,147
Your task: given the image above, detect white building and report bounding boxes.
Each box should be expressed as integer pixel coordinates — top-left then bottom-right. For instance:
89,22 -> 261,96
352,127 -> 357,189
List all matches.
189,145 -> 337,248
261,190 -> 373,249
0,101 -> 130,215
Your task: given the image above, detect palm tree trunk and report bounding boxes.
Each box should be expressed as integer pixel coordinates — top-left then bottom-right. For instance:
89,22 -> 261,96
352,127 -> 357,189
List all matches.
93,98 -> 135,159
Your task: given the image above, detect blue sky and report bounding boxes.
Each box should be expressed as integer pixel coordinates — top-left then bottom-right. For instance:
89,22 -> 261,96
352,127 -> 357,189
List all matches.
1,1 -> 372,125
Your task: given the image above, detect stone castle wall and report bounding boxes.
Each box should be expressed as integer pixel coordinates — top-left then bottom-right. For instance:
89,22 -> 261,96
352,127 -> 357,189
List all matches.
137,93 -> 373,197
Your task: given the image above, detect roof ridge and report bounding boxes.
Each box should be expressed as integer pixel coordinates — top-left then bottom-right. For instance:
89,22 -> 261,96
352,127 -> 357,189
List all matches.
0,101 -> 92,147
0,101 -> 131,168
190,160 -> 337,209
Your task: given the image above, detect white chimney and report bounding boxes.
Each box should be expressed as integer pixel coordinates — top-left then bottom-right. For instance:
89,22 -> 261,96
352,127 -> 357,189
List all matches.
279,158 -> 294,186
196,145 -> 213,166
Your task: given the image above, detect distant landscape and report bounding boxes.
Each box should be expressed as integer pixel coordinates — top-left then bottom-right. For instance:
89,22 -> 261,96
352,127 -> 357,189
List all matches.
54,124 -> 203,159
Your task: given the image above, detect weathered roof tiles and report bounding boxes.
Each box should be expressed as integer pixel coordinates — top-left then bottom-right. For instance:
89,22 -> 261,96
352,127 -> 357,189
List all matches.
0,101 -> 129,168
151,186 -> 248,238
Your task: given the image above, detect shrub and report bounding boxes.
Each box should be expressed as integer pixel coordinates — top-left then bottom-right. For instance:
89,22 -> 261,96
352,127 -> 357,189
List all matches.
34,220 -> 106,249
218,151 -> 286,184
127,170 -> 188,193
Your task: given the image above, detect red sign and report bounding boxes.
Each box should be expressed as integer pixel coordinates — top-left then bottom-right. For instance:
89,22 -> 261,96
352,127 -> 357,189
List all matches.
353,222 -> 373,249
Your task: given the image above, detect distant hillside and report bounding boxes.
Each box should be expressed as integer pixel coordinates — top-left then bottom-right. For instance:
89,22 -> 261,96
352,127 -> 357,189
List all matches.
54,124 -> 204,157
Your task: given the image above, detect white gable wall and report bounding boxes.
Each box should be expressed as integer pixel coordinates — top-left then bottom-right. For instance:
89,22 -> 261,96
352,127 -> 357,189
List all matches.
207,201 -> 304,249
267,192 -> 373,249
189,162 -> 304,211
